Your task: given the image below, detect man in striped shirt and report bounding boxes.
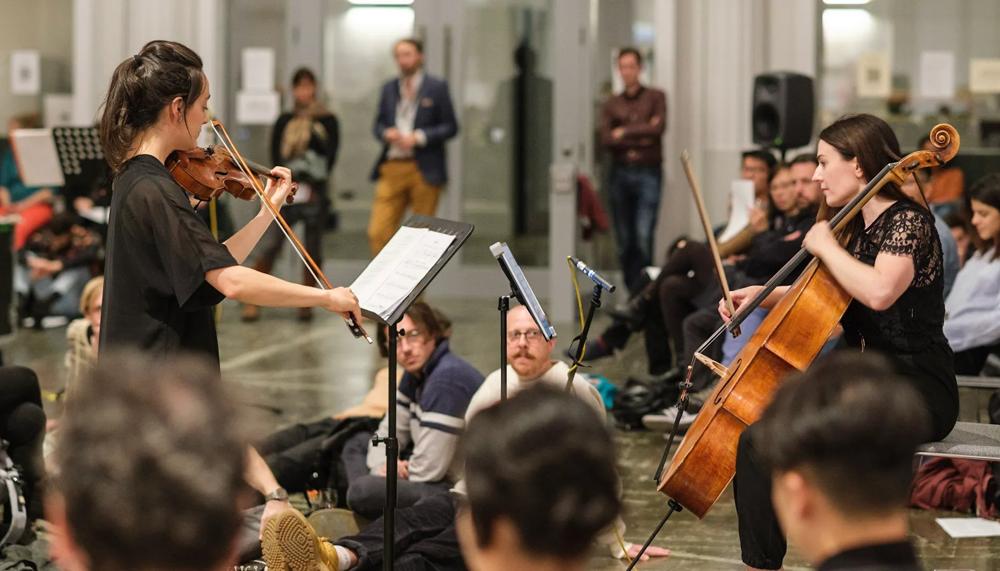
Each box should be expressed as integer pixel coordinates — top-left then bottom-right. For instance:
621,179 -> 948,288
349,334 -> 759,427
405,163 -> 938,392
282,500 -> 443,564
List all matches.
345,302 -> 483,520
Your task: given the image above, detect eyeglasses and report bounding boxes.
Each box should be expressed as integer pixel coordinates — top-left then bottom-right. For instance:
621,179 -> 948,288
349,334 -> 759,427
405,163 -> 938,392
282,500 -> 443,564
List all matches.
398,329 -> 426,344
507,330 -> 543,342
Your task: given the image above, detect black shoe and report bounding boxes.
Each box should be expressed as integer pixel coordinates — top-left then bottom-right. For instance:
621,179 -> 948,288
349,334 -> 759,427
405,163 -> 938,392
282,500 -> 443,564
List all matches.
608,304 -> 644,330
608,292 -> 652,330
642,367 -> 682,385
566,337 -> 613,363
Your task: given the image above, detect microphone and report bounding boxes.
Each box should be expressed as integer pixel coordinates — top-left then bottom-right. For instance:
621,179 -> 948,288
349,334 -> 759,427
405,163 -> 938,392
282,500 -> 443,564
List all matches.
569,256 -> 616,292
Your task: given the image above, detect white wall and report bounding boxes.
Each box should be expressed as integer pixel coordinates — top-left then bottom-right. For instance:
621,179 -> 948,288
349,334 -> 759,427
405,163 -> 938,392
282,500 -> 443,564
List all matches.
654,0 -> 816,254
72,0 -> 225,126
0,0 -> 73,128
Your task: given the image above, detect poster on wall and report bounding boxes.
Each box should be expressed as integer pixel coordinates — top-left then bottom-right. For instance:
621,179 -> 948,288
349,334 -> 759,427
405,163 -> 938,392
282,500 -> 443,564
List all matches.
10,50 -> 40,95
970,59 -> 1000,94
236,91 -> 280,125
43,94 -> 74,127
919,51 -> 955,99
242,48 -> 276,93
856,53 -> 891,98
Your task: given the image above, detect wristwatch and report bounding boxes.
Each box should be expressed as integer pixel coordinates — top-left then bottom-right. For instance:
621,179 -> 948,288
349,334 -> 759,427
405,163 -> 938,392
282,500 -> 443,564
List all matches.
264,487 -> 289,503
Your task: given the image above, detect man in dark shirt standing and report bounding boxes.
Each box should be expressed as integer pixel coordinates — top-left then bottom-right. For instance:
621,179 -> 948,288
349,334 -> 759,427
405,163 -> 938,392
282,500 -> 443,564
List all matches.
600,47 -> 667,293
751,353 -> 927,571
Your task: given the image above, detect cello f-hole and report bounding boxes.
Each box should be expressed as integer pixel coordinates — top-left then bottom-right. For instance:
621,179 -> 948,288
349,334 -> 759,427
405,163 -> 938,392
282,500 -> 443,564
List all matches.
712,358 -> 741,405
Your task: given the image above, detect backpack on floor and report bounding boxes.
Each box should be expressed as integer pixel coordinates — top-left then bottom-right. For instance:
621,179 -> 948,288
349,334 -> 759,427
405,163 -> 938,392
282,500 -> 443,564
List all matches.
611,378 -> 677,430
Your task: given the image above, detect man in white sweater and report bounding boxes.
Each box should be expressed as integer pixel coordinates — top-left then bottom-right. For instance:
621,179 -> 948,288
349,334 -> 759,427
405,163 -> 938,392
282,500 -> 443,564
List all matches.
263,304 -> 668,569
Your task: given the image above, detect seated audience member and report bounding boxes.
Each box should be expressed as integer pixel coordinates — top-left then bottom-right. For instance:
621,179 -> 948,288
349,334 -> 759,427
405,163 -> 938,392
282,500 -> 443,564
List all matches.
261,307 -> 668,569
344,302 -> 483,519
944,173 -> 1000,375
69,168 -> 111,233
16,213 -> 101,326
584,149 -> 777,371
790,152 -> 823,212
48,352 -> 248,571
0,367 -> 47,525
666,160 -> 820,391
755,352 -> 930,570
944,210 -> 973,267
900,169 -> 959,297
0,114 -> 56,250
64,276 -> 104,399
457,387 -> 622,571
640,157 -> 824,429
259,326 -> 397,495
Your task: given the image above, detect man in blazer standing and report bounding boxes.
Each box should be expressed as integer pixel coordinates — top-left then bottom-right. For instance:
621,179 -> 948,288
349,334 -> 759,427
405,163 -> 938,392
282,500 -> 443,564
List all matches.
368,38 -> 459,254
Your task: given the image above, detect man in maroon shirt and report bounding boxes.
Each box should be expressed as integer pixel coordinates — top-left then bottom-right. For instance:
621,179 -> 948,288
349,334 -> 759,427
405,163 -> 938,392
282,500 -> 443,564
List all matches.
600,47 -> 667,293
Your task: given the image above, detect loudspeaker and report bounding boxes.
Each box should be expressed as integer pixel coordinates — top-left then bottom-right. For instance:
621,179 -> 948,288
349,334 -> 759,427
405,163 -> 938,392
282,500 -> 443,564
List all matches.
752,72 -> 814,149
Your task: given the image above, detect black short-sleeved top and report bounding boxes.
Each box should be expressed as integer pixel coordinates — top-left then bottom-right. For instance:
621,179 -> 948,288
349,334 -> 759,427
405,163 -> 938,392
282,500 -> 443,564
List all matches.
99,155 -> 237,366
841,200 -> 958,440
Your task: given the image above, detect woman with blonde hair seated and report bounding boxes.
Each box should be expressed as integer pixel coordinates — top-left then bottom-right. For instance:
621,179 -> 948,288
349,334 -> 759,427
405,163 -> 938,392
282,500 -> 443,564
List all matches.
64,276 -> 103,397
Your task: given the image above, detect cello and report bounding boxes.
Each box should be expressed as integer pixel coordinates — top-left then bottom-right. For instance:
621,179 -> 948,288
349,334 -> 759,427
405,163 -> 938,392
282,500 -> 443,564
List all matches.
655,123 -> 960,519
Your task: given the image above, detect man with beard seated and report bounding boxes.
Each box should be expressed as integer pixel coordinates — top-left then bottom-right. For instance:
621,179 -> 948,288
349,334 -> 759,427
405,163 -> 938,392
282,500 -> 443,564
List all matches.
261,304 -> 670,569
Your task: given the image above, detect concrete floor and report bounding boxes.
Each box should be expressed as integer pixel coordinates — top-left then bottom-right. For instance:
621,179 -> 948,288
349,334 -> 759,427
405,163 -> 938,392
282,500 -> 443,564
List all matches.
6,295 -> 1000,570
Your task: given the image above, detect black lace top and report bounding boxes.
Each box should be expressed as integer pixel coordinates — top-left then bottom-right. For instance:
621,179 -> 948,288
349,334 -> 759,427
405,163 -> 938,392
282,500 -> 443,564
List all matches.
840,200 -> 957,440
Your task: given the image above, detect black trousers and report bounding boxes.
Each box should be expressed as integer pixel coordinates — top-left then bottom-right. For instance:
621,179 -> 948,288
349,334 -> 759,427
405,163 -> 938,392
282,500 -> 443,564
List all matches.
954,344 -> 999,376
734,425 -> 786,570
0,366 -> 46,521
341,431 -> 452,521
336,492 -> 465,571
259,417 -> 341,493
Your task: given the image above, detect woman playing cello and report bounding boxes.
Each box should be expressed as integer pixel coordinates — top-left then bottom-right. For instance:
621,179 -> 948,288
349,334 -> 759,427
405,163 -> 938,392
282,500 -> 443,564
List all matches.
98,40 -> 362,365
721,114 -> 958,570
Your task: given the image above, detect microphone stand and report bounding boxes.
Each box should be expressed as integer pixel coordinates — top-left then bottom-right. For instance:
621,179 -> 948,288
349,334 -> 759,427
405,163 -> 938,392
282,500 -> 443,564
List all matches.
565,284 -> 604,392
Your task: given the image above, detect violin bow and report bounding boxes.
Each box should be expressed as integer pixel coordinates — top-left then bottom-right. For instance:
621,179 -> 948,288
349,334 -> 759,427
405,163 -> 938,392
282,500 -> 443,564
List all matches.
208,119 -> 373,344
680,150 -> 741,337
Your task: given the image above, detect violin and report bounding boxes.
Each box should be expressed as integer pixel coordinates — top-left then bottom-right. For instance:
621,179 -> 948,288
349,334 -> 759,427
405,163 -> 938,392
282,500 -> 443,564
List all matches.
166,144 -> 297,203
167,119 -> 372,344
655,124 -> 960,518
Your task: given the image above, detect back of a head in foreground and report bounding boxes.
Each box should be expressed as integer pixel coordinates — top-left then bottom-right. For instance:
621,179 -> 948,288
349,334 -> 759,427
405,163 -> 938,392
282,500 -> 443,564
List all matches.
53,351 -> 248,571
756,351 -> 931,518
461,385 -> 620,559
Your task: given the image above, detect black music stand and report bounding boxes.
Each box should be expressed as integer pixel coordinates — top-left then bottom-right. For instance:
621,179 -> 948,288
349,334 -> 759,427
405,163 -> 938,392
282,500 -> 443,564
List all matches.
352,215 -> 473,569
489,242 -> 555,400
51,127 -> 110,208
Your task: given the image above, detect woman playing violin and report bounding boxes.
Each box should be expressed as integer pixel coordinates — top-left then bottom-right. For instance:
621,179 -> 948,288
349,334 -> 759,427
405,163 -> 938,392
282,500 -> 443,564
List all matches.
96,40 -> 362,554
721,114 -> 958,570
98,40 -> 362,365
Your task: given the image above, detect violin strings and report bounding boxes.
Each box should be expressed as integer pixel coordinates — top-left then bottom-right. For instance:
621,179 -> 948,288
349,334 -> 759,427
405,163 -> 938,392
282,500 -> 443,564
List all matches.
208,121 -> 326,290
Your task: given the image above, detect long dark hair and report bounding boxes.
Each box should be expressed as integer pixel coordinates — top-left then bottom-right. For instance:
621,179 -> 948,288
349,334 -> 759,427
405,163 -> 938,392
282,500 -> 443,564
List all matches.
816,114 -> 911,227
99,40 -> 205,171
967,173 -> 1000,259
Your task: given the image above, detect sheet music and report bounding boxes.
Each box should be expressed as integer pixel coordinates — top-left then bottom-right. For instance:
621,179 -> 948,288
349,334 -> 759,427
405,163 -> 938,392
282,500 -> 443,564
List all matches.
351,227 -> 456,321
936,517 -> 1000,538
717,179 -> 756,243
10,129 -> 65,187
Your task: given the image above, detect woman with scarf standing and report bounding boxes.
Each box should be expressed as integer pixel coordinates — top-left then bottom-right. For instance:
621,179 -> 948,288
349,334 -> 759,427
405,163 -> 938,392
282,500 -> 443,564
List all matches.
243,68 -> 340,322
